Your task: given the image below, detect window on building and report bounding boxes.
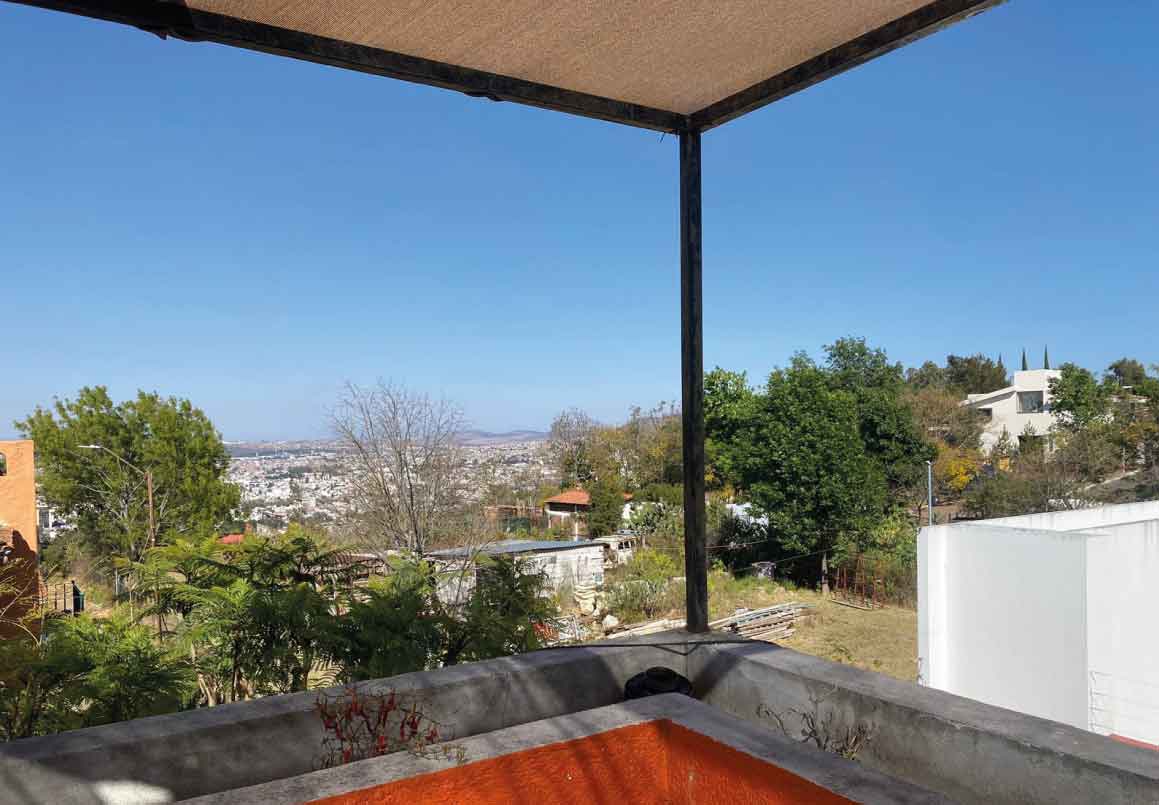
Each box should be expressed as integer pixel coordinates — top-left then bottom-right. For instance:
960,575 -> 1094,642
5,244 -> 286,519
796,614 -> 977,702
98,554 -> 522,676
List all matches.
978,408 -> 993,421
1017,391 -> 1045,414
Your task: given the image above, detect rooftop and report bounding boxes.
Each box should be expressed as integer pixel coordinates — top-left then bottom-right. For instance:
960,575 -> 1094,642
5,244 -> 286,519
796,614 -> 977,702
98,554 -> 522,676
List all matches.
426,539 -> 595,560
3,634 -> 1157,803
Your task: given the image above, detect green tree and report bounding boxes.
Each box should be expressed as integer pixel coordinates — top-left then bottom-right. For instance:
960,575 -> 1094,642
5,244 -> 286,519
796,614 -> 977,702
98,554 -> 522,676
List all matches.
320,560 -> 446,681
904,361 -> 947,390
1049,363 -> 1111,431
824,338 -> 934,497
145,525 -> 362,702
944,354 -> 1009,395
1106,358 -> 1149,388
16,386 -> 239,565
587,475 -> 625,537
443,556 -> 555,665
707,356 -> 886,563
0,613 -> 192,739
704,368 -> 757,490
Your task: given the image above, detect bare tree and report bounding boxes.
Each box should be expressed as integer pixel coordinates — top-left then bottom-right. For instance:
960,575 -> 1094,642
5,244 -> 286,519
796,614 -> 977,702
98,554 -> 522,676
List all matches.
547,408 -> 595,487
333,382 -> 468,555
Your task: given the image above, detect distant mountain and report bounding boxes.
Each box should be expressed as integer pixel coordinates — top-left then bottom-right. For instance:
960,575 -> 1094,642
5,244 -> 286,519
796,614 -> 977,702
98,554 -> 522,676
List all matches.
457,429 -> 548,446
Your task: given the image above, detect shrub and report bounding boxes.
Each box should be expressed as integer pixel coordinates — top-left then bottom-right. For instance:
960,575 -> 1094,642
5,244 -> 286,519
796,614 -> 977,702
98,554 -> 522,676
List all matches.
605,549 -> 681,622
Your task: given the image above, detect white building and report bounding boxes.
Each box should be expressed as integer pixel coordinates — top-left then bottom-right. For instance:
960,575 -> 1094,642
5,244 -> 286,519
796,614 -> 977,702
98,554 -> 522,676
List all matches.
962,369 -> 1061,453
919,501 -> 1159,749
428,539 -> 605,604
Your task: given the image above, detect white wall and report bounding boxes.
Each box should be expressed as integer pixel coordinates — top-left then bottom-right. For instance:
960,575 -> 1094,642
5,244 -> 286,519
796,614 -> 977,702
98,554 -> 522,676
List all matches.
1083,519 -> 1159,744
527,545 -> 605,591
988,500 -> 1159,532
919,524 -> 1089,729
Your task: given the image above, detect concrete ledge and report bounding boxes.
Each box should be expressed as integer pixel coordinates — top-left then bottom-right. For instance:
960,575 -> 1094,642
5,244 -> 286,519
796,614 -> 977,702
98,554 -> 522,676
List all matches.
690,641 -> 1159,805
4,634 -> 1157,804
0,637 -> 698,804
184,695 -> 948,805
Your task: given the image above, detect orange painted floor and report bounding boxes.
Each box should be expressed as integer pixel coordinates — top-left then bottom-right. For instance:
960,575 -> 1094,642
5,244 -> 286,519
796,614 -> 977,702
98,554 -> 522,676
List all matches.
310,719 -> 854,805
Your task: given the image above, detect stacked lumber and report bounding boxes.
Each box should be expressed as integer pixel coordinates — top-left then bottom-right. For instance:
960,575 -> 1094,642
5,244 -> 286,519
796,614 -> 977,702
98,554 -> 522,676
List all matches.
708,602 -> 811,642
611,617 -> 685,638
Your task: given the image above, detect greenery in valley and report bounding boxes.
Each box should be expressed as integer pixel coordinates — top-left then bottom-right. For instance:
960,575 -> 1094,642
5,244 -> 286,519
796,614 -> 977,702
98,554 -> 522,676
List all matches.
0,525 -> 552,738
704,338 -> 932,578
11,350 -> 1159,739
17,386 -> 240,571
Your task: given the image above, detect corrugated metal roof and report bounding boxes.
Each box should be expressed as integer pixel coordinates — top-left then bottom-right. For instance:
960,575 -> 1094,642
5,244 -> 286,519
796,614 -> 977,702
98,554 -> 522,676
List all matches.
427,539 -> 598,559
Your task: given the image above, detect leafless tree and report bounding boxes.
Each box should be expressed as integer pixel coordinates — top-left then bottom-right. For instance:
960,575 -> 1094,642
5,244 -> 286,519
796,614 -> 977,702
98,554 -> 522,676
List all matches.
548,408 -> 595,486
333,382 -> 469,555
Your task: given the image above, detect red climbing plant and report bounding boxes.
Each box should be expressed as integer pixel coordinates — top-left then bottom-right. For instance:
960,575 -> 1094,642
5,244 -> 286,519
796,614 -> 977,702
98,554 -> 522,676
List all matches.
315,686 -> 458,769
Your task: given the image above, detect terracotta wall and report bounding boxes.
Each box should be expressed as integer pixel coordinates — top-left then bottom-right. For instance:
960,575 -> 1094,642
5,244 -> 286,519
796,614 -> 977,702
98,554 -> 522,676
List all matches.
0,440 -> 40,632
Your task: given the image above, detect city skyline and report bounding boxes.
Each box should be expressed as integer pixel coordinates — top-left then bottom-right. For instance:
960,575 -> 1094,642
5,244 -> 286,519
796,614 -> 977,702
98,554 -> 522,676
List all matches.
3,1 -> 1157,440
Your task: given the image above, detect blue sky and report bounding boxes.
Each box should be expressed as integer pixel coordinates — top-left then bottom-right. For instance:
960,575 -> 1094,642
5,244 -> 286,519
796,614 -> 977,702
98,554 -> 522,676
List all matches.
2,2 -> 1155,440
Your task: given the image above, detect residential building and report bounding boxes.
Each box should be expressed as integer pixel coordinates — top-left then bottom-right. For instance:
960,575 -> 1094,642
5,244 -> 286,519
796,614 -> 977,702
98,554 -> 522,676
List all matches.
543,489 -> 632,537
962,369 -> 1062,453
427,539 -> 604,603
542,489 -> 592,536
919,501 -> 1159,750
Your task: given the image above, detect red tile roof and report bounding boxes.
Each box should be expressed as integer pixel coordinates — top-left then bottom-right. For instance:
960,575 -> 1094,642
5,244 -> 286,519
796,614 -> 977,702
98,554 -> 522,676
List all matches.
543,489 -> 633,506
544,489 -> 590,506
220,533 -> 246,545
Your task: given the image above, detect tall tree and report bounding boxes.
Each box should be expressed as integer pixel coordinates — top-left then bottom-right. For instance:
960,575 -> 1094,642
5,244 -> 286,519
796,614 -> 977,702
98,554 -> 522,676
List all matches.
905,361 -> 946,390
703,368 -> 758,490
706,357 -> 886,561
1021,349 -> 1029,371
944,354 -> 1009,395
824,338 -> 933,497
333,382 -> 467,555
1049,364 -> 1111,431
1106,358 -> 1148,388
546,408 -> 596,487
17,387 -> 238,565
1043,346 -> 1051,370
587,475 -> 625,537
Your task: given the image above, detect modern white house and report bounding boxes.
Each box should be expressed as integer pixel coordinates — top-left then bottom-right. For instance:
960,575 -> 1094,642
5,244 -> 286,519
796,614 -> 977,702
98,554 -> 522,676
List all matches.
919,501 -> 1159,750
962,368 -> 1061,453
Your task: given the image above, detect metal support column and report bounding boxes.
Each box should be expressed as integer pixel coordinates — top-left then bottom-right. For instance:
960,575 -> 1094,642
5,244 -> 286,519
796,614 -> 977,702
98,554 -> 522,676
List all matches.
680,127 -> 708,633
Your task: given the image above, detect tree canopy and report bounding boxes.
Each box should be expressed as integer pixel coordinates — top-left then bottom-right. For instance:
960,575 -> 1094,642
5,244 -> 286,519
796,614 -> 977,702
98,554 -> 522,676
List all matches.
16,386 -> 239,564
706,355 -> 886,559
1049,363 -> 1111,431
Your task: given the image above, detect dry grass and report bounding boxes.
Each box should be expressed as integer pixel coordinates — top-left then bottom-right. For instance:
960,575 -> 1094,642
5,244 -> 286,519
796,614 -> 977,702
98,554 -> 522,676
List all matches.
706,573 -> 918,682
782,595 -> 918,682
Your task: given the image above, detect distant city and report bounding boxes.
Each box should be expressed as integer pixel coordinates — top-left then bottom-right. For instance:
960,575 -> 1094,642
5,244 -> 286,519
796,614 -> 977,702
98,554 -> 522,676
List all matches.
226,431 -> 551,531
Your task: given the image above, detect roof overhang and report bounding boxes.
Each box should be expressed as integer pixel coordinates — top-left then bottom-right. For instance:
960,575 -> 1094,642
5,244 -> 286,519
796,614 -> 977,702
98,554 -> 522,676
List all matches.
8,0 -> 1001,132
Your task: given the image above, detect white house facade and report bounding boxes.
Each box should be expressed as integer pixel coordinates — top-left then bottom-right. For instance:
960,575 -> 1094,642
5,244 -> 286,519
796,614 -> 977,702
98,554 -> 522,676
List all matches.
962,369 -> 1061,453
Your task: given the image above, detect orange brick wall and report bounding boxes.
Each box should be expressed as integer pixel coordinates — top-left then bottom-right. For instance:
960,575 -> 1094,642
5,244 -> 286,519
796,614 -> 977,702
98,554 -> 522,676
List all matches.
0,440 -> 37,555
0,440 -> 40,632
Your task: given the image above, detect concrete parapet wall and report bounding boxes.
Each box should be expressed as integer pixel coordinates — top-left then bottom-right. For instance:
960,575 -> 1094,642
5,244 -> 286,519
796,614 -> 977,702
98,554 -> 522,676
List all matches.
2,635 -> 1157,804
690,641 -> 1159,805
0,638 -> 686,803
185,695 -> 946,805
